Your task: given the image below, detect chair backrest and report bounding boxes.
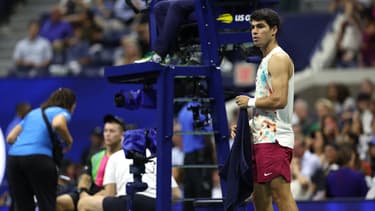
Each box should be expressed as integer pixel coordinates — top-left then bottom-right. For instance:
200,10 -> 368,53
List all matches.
147,0 -> 279,66
195,0 -> 279,66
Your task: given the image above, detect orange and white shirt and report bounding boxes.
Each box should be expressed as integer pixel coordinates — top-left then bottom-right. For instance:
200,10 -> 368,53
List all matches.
250,46 -> 294,149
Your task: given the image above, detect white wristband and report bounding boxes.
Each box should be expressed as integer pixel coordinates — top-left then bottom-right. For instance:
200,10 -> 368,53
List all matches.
247,97 -> 256,108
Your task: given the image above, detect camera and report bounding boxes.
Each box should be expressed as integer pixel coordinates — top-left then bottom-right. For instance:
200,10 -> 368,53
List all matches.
187,103 -> 211,130
114,88 -> 156,110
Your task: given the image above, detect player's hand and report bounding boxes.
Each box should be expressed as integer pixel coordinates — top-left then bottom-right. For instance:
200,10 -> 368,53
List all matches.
235,95 -> 255,108
230,125 -> 237,139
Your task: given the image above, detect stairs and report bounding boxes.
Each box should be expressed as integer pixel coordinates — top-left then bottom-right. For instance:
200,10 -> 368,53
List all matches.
0,0 -> 59,77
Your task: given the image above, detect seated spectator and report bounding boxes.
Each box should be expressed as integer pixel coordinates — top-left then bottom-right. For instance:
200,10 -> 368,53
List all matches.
65,26 -> 91,75
76,149 -> 181,211
293,98 -> 315,136
57,159 -> 78,196
11,20 -> 52,77
309,143 -> 340,200
359,78 -> 374,98
314,98 -> 335,129
56,114 -> 125,211
325,144 -> 369,198
92,0 -> 126,38
291,135 -> 322,200
40,6 -> 73,64
113,0 -> 144,25
356,92 -> 373,135
79,9 -> 104,45
113,35 -> 142,65
321,114 -> 340,144
59,0 -> 90,23
325,83 -> 355,115
6,102 -> 31,137
135,0 -> 195,63
368,124 -> 375,175
80,126 -> 104,166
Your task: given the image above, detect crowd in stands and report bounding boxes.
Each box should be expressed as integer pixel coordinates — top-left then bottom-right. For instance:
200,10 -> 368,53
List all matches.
289,79 -> 375,200
0,0 -> 26,33
331,0 -> 375,68
9,0 -> 148,77
3,0 -> 374,78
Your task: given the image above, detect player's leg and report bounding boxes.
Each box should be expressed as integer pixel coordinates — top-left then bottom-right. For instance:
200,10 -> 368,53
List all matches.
253,182 -> 273,211
270,176 -> 298,211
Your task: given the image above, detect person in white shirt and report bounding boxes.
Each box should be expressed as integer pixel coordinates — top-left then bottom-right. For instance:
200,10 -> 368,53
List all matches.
12,20 -> 52,77
77,149 -> 181,211
234,8 -> 298,211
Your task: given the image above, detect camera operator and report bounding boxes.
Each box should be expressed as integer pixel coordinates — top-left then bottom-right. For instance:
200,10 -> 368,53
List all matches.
177,102 -> 215,211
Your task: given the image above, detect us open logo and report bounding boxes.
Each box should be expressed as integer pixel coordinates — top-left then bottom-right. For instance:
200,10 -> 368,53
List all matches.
216,13 -> 251,23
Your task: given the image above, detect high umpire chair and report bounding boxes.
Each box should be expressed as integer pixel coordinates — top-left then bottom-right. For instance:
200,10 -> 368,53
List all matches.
104,0 -> 279,210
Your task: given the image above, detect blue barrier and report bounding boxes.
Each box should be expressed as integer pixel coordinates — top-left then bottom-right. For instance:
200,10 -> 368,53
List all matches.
1,199 -> 375,211
193,199 -> 375,211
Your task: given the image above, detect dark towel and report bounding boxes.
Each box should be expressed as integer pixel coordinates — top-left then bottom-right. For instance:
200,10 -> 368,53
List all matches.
219,108 -> 253,211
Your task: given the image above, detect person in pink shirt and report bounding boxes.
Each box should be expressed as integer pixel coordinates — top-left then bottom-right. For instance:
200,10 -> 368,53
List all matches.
57,114 -> 125,211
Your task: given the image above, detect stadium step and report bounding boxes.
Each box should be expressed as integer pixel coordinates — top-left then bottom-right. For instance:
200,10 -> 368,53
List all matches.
0,0 -> 59,76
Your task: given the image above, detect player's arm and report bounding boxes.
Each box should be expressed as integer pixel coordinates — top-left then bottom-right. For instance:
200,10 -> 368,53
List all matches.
254,53 -> 292,110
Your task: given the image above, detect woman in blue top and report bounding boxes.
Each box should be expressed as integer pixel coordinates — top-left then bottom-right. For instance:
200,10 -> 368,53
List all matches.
6,88 -> 76,211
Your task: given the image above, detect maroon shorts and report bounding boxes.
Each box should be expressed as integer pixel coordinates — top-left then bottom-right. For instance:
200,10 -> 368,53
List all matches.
252,142 -> 293,183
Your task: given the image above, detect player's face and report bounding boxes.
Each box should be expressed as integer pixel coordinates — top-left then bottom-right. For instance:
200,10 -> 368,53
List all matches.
250,20 -> 276,48
103,122 -> 123,147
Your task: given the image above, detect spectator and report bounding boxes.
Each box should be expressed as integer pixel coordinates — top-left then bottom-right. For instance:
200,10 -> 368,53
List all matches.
315,98 -> 335,122
368,123 -> 375,176
57,159 -> 78,196
65,26 -> 91,76
293,98 -> 314,136
11,20 -> 52,77
40,6 -> 73,64
326,144 -> 368,198
321,114 -> 340,144
340,111 -> 363,145
5,102 -> 31,137
79,9 -> 104,45
359,78 -> 374,98
334,0 -> 363,68
310,143 -> 340,200
76,149 -> 181,211
56,114 -> 125,211
114,35 -> 142,65
177,102 -> 214,211
359,18 -> 375,67
291,135 -> 321,200
80,126 -> 104,166
356,92 -> 373,135
325,83 -> 355,115
92,0 -> 126,38
113,0 -> 144,25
